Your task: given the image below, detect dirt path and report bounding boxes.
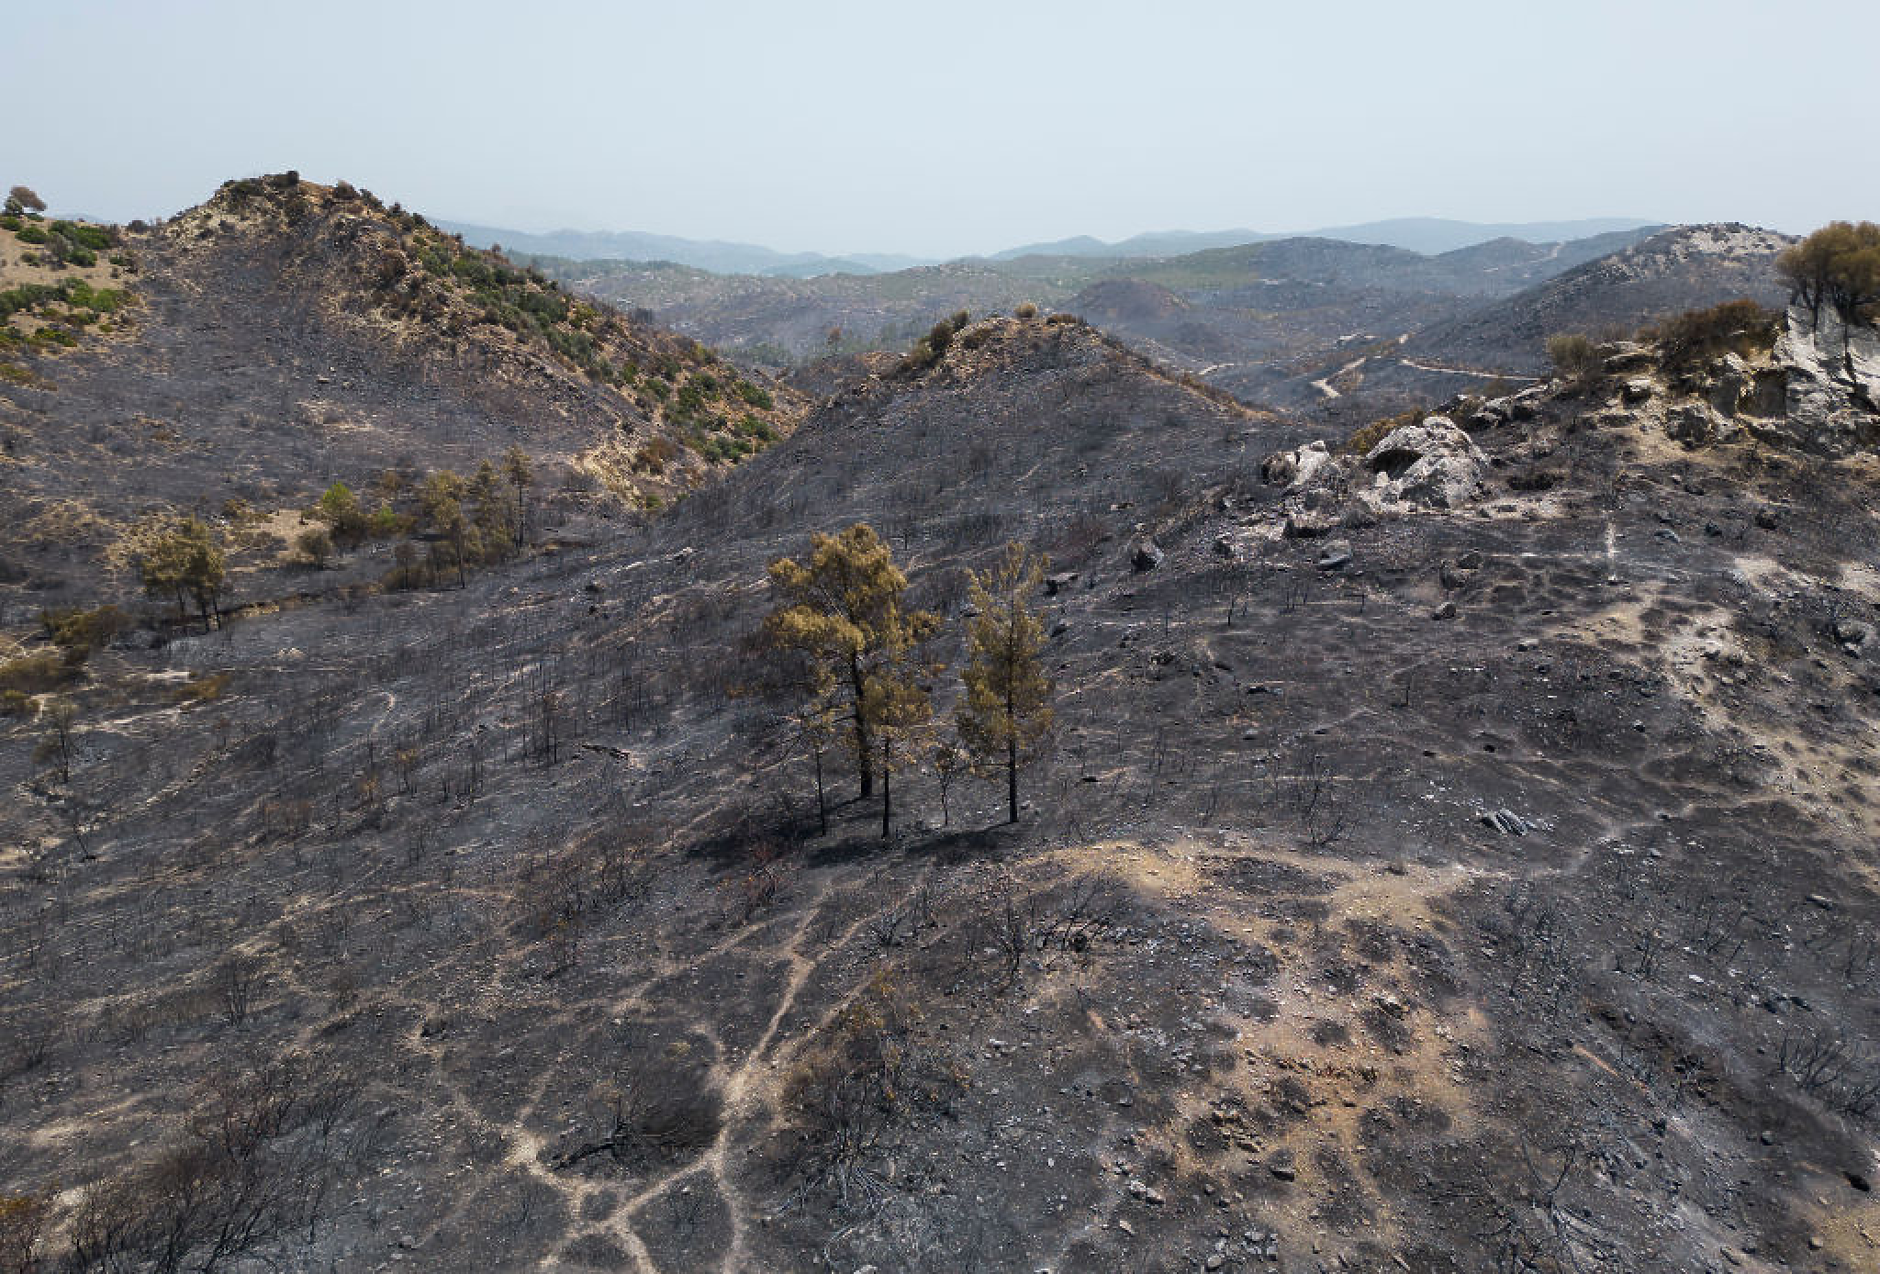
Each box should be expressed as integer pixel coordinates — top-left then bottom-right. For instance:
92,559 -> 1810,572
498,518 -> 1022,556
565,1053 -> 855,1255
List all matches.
1396,357 -> 1539,381
1311,356 -> 1369,399
592,864 -> 938,1273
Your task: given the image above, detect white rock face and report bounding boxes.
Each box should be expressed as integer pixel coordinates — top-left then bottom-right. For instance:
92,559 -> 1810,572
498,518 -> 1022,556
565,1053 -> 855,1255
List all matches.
1362,416 -> 1486,509
1774,307 -> 1880,455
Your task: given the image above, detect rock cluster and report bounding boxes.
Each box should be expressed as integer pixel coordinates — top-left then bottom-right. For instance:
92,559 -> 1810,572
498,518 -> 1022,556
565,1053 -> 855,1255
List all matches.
1256,414 -> 1487,541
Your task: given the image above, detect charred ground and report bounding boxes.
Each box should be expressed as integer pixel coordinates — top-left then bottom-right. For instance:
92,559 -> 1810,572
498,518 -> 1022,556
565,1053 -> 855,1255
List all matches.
1,294 -> 1878,1274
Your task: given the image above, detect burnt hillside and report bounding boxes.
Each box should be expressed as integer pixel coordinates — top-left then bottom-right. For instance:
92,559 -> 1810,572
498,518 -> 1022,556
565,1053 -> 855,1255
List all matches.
2,302 -> 1880,1273
0,173 -> 805,616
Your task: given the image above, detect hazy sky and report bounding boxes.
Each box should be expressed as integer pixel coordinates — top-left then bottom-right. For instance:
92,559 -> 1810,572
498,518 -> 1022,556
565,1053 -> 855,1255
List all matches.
7,0 -> 1874,258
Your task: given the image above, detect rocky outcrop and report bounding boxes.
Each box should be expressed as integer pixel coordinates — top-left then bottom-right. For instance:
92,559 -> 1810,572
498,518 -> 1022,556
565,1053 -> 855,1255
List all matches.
1251,414 -> 1488,549
1773,307 -> 1880,455
1362,417 -> 1486,509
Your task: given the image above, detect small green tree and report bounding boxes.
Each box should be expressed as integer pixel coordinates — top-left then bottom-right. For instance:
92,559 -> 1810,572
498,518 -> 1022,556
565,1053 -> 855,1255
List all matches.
1779,220 -> 1880,326
6,185 -> 44,217
957,542 -> 1055,824
316,483 -> 369,547
762,524 -> 939,801
420,470 -> 474,586
419,469 -> 466,526
503,445 -> 534,546
470,460 -> 513,555
139,517 -> 226,630
862,636 -> 936,839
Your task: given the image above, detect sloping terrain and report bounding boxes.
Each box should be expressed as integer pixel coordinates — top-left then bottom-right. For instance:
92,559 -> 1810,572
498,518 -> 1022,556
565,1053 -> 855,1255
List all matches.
1401,224 -> 1794,376
4,305 -> 1880,1273
0,174 -> 805,615
1294,224 -> 1796,427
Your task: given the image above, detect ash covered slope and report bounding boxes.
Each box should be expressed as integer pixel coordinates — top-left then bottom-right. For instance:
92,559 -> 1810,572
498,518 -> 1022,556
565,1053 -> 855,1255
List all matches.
0,172 -> 804,610
4,310 -> 1880,1273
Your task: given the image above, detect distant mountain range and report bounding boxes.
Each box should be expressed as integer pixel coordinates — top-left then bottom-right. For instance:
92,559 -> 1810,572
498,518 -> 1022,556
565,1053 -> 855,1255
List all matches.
989,218 -> 1662,261
441,217 -> 1663,277
436,222 -> 930,278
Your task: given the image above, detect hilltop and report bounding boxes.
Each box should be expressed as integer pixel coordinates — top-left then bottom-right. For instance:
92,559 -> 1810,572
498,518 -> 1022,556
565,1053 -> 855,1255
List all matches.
1401,223 -> 1794,375
3,287 -> 1880,1272
0,173 -> 805,616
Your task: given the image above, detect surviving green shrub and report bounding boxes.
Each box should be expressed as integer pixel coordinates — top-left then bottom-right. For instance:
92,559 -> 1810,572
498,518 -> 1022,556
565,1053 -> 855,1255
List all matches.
40,604 -> 129,666
52,220 -> 112,251
14,224 -> 48,245
735,414 -> 778,443
221,178 -> 266,206
369,503 -> 407,537
316,482 -> 371,546
632,436 -> 681,474
0,652 -> 73,695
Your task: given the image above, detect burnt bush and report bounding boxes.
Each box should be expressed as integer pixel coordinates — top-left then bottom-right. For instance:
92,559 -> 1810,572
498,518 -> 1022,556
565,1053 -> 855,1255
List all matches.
553,1030 -> 721,1174
1641,299 -> 1780,374
63,1053 -> 361,1273
780,973 -> 964,1206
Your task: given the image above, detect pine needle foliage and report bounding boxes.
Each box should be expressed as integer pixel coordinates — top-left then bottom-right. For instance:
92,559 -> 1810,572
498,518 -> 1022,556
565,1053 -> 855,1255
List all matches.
763,524 -> 940,807
957,542 -> 1054,823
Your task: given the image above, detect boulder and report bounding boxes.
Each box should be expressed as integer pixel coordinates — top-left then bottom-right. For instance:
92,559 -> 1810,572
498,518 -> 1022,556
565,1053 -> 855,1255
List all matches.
1317,540 -> 1352,571
1832,618 -> 1872,648
1620,377 -> 1654,404
1603,344 -> 1655,374
1708,352 -> 1753,417
1130,538 -> 1164,571
1505,386 -> 1548,421
1461,399 -> 1510,431
1044,571 -> 1080,596
1282,511 -> 1340,539
1259,439 -> 1335,491
1667,404 -> 1740,447
1482,808 -> 1529,836
1363,416 -> 1485,509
